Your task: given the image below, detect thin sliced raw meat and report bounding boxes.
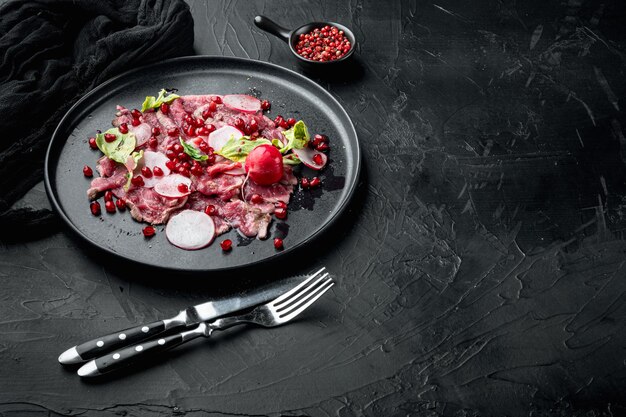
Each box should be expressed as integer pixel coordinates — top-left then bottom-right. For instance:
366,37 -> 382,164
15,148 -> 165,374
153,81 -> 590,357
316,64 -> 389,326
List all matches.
87,165 -> 127,200
206,161 -> 242,178
96,156 -> 117,177
208,125 -> 243,151
154,174 -> 192,198
125,187 -> 186,224
141,151 -> 171,188
195,173 -> 244,201
166,210 -> 215,250
221,200 -> 271,239
222,94 -> 261,113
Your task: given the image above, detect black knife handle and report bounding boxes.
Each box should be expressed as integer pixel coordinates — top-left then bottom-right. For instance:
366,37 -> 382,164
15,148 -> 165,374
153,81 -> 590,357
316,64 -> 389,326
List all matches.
88,333 -> 186,375
73,320 -> 167,362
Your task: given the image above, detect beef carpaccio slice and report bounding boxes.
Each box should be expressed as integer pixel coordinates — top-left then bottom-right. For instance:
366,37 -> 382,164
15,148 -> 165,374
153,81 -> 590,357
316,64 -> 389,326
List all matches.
88,94 -> 297,241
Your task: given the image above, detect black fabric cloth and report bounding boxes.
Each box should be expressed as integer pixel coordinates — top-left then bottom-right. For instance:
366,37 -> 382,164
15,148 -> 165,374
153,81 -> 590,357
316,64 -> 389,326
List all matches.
0,0 -> 194,240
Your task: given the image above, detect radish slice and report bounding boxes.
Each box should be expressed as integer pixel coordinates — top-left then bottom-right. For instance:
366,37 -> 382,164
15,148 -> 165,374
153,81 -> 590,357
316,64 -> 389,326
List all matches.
142,151 -> 171,188
208,125 -> 243,151
293,147 -> 328,170
166,210 -> 215,250
222,94 -> 262,114
130,123 -> 151,147
154,174 -> 192,198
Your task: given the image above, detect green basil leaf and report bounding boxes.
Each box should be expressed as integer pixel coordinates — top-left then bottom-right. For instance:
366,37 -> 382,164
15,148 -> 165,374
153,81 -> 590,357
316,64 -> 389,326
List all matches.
95,128 -> 136,164
141,89 -> 181,112
216,137 -> 272,163
180,138 -> 208,161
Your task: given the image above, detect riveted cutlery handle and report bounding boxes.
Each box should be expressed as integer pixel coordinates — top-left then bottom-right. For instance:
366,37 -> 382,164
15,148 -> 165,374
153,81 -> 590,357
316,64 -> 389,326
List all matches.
254,16 -> 291,42
59,320 -> 168,364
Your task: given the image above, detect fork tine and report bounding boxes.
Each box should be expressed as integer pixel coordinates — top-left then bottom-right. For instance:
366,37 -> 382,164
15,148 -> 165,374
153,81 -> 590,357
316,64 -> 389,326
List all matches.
271,267 -> 326,306
274,272 -> 329,311
277,278 -> 334,321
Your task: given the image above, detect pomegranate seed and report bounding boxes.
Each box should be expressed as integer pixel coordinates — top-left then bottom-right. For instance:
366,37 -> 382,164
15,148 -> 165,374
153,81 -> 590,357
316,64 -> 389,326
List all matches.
177,183 -> 189,193
83,165 -> 93,177
208,101 -> 217,112
313,134 -> 328,145
131,109 -> 142,119
206,124 -> 216,133
165,160 -> 176,170
220,239 -> 232,251
104,133 -> 117,142
151,127 -> 161,136
105,200 -> 116,213
172,143 -> 183,153
316,142 -> 330,151
118,123 -> 129,134
153,166 -> 164,176
167,127 -> 179,136
185,125 -> 197,137
131,118 -> 141,127
184,114 -> 194,124
179,168 -> 191,177
301,177 -> 310,189
166,149 -> 177,160
104,190 -> 113,202
199,141 -> 210,152
160,103 -> 169,114
205,205 -> 217,216
191,165 -> 203,176
182,161 -> 191,170
142,226 -> 156,237
273,238 -> 284,250
131,175 -> 144,187
116,199 -> 126,210
274,115 -> 284,126
206,153 -> 216,164
275,201 -> 287,209
250,194 -> 263,204
234,118 -> 245,131
197,126 -> 210,136
90,201 -> 101,216
286,118 -> 296,127
313,153 -> 323,165
247,119 -> 258,133
149,137 -> 158,148
211,96 -> 222,104
261,100 -> 271,111
310,177 -> 321,188
141,166 -> 153,178
193,117 -> 204,127
88,137 -> 98,149
274,207 -> 287,219
279,119 -> 290,129
202,108 -> 213,119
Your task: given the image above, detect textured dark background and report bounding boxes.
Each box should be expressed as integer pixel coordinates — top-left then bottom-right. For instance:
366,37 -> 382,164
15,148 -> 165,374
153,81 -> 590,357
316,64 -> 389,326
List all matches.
2,0 -> 626,416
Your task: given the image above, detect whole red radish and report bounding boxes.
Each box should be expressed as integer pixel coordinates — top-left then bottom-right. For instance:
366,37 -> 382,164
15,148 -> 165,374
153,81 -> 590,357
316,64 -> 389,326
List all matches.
245,144 -> 283,185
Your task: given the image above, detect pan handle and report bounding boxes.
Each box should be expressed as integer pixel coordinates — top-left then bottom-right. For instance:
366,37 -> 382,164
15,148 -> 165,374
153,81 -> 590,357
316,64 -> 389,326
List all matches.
254,16 -> 291,42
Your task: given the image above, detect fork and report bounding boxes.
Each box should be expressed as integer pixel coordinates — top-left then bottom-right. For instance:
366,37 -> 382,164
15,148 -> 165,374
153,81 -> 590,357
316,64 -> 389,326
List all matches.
77,271 -> 334,377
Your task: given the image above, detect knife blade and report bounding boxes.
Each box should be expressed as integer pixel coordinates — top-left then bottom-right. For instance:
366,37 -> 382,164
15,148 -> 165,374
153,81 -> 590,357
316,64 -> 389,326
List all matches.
58,268 -> 324,365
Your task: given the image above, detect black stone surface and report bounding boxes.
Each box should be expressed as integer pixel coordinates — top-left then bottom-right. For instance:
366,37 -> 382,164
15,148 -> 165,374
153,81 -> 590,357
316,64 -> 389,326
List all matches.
2,1 -> 626,416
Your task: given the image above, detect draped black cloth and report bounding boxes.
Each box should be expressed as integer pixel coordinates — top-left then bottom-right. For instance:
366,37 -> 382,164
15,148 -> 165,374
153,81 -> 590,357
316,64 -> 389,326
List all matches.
0,0 -> 194,240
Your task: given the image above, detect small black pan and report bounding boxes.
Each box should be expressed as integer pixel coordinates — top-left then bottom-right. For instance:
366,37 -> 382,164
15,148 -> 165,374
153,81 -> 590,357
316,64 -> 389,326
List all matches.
254,15 -> 356,67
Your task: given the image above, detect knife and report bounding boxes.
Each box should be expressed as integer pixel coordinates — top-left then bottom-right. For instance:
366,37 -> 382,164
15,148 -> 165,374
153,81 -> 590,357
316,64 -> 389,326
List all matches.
58,269 -> 322,365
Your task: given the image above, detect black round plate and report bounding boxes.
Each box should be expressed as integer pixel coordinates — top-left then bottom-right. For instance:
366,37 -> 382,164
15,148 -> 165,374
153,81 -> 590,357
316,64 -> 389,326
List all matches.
45,56 -> 360,273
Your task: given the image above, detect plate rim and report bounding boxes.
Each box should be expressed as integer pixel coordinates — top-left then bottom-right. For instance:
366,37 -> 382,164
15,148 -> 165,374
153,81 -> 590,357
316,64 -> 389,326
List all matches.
44,55 -> 361,273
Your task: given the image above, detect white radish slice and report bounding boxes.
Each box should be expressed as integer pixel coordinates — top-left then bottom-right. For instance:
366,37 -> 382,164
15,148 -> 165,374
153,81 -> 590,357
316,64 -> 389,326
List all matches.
142,151 -> 171,188
166,210 -> 215,250
293,147 -> 328,170
222,94 -> 261,113
208,125 -> 243,151
130,123 -> 152,147
154,174 -> 192,198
